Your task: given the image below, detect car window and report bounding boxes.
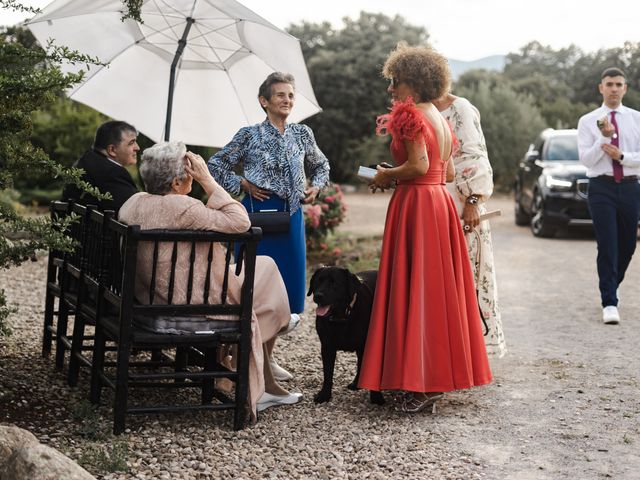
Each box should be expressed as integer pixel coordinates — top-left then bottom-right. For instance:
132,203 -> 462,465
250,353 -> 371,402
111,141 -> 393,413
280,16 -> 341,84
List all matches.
545,135 -> 579,161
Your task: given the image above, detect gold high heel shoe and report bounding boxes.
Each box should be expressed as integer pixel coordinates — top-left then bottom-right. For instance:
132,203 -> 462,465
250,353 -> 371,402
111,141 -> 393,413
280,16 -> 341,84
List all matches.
397,392 -> 444,413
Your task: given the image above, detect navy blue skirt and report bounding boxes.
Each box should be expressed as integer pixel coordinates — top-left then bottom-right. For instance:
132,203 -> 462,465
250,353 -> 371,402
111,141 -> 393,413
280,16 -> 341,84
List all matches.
242,194 -> 306,314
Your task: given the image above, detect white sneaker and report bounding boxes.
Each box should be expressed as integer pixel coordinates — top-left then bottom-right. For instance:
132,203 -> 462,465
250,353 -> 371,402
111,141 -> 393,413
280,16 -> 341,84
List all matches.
602,306 -> 620,325
270,359 -> 293,381
278,314 -> 301,336
257,392 -> 303,412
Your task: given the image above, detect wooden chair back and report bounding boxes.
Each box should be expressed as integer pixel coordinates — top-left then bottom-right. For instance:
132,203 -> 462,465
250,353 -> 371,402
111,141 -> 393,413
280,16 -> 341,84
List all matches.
67,208 -> 115,386
90,217 -> 262,433
42,201 -> 71,359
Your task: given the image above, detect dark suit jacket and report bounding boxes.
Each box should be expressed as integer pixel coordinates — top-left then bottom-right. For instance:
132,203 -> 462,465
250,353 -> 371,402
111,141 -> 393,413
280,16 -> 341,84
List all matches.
62,149 -> 138,212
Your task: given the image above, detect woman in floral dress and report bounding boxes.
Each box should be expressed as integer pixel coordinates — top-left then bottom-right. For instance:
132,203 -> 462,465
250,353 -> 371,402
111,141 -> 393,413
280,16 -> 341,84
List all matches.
434,93 -> 506,358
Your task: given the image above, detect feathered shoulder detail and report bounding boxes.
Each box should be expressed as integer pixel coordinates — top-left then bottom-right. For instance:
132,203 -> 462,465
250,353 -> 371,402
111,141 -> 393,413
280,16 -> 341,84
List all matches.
376,97 -> 429,141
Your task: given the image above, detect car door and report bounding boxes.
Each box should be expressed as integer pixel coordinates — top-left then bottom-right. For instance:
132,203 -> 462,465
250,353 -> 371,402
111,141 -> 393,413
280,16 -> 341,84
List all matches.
520,136 -> 545,212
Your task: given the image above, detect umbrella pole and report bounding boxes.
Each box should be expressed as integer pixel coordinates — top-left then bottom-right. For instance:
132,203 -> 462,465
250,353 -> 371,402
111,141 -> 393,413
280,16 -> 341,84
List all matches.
164,17 -> 195,141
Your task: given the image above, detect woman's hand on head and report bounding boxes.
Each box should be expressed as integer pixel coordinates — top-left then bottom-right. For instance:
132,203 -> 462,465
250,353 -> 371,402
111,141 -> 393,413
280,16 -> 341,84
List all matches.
240,178 -> 271,201
184,152 -> 216,193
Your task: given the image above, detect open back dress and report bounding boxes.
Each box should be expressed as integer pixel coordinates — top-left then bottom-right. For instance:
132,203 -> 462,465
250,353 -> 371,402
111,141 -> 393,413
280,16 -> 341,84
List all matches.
358,99 -> 493,393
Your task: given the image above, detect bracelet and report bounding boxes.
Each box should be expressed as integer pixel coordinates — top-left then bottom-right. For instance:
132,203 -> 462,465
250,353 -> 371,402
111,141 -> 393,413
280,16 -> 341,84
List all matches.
466,195 -> 479,205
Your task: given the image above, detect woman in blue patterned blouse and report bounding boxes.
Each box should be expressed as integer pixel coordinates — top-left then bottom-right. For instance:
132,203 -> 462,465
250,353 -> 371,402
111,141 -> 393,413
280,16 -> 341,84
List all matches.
208,72 -> 330,371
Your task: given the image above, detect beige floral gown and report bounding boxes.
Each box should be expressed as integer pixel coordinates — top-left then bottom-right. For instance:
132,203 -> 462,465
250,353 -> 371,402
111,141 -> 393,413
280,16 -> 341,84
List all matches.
442,97 -> 506,358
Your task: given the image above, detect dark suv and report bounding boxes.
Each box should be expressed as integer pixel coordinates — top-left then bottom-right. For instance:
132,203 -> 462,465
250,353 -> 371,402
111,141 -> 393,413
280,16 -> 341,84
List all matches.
514,128 -> 590,237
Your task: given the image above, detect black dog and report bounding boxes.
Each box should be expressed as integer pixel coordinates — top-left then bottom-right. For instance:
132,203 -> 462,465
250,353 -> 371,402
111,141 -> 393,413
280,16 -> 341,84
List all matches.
307,267 -> 384,405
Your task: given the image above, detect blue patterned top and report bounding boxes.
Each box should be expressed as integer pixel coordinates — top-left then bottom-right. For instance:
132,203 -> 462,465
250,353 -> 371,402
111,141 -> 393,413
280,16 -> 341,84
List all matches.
208,119 -> 330,214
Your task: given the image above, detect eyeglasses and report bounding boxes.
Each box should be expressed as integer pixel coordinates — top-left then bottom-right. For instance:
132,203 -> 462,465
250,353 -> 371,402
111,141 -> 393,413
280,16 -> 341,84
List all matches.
390,77 -> 400,88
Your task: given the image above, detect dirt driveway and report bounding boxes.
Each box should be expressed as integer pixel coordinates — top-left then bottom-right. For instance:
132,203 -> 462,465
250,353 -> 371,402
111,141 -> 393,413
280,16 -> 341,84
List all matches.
340,191 -> 640,479
1,192 -> 638,479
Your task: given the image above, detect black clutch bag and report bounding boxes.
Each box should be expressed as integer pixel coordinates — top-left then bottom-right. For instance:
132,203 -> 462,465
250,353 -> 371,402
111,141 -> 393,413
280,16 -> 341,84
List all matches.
248,211 -> 290,233
247,195 -> 290,234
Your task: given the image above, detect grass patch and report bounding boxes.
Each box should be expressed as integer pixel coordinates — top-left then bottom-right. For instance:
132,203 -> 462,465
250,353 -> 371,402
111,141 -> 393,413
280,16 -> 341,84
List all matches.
79,440 -> 129,474
71,401 -> 130,474
308,232 -> 381,272
72,400 -> 108,441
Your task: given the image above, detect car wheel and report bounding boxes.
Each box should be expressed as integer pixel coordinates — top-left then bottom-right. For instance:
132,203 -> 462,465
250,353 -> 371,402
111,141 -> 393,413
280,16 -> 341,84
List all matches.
530,189 -> 556,238
514,184 -> 529,226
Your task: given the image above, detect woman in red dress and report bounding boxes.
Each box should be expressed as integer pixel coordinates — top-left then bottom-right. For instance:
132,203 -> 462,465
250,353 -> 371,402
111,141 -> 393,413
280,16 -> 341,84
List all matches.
358,43 -> 492,412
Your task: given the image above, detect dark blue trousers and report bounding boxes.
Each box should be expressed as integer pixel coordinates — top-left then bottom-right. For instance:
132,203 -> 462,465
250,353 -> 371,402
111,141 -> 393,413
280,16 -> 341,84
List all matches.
587,177 -> 640,307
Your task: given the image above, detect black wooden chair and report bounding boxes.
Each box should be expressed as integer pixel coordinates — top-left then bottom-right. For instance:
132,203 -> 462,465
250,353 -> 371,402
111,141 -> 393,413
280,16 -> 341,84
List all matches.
42,201 -> 94,370
89,218 -> 261,434
53,202 -> 95,371
67,208 -> 115,386
42,201 -> 71,361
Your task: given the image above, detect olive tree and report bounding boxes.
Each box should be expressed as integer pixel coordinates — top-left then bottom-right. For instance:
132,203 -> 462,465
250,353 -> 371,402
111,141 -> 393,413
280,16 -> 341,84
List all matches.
288,12 -> 430,182
0,0 -> 141,335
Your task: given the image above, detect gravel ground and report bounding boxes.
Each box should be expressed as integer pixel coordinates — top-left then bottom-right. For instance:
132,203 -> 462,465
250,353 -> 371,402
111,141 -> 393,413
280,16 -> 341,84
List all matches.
1,193 -> 639,479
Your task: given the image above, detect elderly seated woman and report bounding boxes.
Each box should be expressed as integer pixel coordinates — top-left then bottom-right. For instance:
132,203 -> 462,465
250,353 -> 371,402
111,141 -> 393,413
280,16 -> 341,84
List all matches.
118,141 -> 302,420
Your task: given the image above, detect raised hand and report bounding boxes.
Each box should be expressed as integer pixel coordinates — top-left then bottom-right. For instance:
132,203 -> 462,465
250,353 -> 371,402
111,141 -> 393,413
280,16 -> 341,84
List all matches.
597,116 -> 616,138
184,151 -> 217,194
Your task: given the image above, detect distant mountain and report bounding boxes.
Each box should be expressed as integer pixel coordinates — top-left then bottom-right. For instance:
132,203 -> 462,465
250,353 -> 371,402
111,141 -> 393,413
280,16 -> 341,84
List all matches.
448,55 -> 506,80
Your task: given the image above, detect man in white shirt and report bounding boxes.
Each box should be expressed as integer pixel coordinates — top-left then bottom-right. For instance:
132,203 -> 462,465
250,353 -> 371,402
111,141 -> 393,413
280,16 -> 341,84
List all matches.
577,67 -> 640,325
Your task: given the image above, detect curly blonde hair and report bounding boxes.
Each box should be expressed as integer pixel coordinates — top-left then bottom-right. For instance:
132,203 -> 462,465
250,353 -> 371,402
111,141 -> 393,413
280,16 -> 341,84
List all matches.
382,42 -> 451,102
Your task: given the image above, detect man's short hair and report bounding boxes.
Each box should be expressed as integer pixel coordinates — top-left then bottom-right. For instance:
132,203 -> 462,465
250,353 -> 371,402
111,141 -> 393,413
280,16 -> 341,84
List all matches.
93,120 -> 137,151
601,67 -> 626,79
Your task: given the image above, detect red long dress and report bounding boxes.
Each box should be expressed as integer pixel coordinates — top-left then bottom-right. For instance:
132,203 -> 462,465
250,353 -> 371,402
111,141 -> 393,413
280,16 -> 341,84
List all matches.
358,99 -> 493,393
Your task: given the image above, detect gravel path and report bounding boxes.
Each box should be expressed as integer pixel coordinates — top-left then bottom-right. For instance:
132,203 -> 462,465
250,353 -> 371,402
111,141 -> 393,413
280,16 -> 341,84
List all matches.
1,193 -> 639,479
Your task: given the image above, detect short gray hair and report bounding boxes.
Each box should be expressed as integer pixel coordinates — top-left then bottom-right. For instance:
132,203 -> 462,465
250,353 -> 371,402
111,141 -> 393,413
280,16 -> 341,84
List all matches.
258,72 -> 295,112
140,141 -> 188,195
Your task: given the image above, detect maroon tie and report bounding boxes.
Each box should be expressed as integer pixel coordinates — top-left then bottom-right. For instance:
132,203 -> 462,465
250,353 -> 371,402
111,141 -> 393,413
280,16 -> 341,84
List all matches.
610,111 -> 623,183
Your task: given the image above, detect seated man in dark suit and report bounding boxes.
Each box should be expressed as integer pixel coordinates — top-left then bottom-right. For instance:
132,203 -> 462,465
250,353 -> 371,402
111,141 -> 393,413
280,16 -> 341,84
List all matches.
63,120 -> 140,212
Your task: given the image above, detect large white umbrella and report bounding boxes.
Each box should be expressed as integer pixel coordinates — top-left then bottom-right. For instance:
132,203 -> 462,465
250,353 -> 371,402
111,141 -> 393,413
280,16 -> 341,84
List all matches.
27,0 -> 321,147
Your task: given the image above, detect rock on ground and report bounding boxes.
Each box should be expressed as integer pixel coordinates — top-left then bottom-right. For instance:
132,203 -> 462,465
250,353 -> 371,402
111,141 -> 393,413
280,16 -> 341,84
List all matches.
0,425 -> 38,464
0,426 -> 96,480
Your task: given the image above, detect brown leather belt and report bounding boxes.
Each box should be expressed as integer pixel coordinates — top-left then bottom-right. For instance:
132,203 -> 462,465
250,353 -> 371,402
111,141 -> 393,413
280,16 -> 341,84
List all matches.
595,175 -> 639,183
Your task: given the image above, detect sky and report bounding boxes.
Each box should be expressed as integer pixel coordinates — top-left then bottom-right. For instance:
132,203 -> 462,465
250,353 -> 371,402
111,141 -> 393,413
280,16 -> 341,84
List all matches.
1,0 -> 639,61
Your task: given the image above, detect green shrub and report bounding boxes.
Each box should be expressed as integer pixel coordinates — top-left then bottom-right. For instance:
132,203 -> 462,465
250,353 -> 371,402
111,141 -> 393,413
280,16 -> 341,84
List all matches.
78,440 -> 129,474
0,289 -> 16,336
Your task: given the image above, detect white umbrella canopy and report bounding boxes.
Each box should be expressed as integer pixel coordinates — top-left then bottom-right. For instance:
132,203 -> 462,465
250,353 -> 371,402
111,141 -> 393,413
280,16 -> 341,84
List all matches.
27,0 -> 321,147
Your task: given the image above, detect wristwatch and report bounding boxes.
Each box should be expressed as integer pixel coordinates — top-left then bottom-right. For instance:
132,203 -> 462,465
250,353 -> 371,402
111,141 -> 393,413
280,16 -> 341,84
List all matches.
466,194 -> 479,206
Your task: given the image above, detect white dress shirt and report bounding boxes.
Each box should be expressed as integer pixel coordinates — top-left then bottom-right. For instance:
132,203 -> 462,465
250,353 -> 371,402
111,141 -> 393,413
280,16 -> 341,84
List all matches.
577,103 -> 640,177
106,155 -> 125,168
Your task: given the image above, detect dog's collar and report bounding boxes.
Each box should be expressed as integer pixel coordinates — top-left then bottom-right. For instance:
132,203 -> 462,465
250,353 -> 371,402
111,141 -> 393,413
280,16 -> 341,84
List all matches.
356,275 -> 374,298
328,316 -> 348,323
345,292 -> 358,317
328,293 -> 358,323
328,274 -> 374,322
